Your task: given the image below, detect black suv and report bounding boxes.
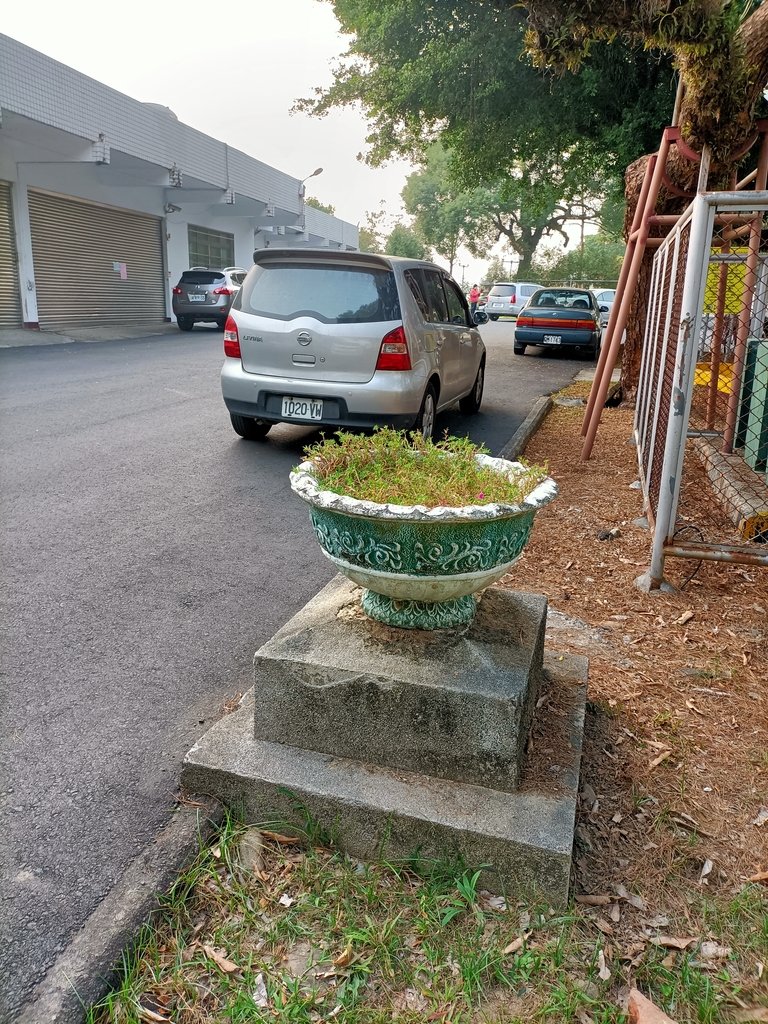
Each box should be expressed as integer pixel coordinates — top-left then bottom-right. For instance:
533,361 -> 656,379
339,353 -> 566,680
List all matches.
172,267 -> 247,330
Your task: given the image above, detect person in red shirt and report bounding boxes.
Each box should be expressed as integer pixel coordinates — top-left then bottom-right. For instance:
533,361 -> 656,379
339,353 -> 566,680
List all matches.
468,284 -> 481,315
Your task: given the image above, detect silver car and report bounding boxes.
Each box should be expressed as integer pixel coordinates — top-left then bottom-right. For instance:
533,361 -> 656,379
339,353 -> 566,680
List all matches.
485,281 -> 539,320
592,288 -> 616,327
220,250 -> 487,440
172,266 -> 247,331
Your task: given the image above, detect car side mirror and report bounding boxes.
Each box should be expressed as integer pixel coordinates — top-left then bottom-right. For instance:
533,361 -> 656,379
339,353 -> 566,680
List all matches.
473,310 -> 488,325
599,305 -> 608,313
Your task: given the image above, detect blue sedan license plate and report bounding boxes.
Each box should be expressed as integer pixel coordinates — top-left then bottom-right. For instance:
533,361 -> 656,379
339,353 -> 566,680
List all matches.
543,335 -> 562,344
281,396 -> 323,420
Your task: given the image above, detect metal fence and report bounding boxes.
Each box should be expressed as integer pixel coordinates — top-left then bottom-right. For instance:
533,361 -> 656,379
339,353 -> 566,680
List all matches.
634,192 -> 768,588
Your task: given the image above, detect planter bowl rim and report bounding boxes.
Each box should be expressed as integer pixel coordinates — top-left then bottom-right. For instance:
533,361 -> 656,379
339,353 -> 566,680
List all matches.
290,452 -> 557,522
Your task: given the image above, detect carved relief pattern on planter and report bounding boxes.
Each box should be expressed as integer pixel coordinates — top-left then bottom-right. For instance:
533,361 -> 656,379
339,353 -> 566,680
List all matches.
311,512 -> 404,571
361,590 -> 477,629
413,521 -> 532,573
311,508 -> 535,575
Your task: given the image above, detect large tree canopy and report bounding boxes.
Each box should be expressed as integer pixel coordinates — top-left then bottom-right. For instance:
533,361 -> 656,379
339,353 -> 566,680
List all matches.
519,0 -> 768,394
299,0 -> 674,190
521,0 -> 768,164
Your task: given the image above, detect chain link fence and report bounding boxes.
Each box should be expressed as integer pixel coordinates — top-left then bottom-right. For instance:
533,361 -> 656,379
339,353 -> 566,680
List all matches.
634,194 -> 768,587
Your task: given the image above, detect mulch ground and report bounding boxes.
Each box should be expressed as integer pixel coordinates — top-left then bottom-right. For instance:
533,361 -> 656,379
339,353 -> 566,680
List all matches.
499,396 -> 767,950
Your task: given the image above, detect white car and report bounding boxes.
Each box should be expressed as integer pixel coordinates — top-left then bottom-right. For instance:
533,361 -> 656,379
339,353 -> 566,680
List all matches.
592,288 -> 616,327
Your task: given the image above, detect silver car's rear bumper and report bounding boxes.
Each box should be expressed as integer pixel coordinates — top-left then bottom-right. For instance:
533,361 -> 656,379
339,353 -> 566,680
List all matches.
221,358 -> 428,427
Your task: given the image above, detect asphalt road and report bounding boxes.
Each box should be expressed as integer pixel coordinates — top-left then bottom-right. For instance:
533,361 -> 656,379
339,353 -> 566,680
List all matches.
0,320 -> 591,1018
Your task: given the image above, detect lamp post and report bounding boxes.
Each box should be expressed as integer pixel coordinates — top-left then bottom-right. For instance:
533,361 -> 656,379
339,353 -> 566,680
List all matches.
299,167 -> 323,230
459,263 -> 468,290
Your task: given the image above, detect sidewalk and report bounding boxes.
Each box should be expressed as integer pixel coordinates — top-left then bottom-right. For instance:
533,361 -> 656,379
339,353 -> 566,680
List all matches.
0,322 -> 179,348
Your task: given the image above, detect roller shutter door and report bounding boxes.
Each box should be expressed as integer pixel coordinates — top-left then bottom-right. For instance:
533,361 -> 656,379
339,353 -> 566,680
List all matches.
28,191 -> 166,327
0,182 -> 23,327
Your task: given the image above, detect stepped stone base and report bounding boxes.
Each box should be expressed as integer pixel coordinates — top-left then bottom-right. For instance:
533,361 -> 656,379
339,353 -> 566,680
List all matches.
184,657 -> 585,902
252,578 -> 547,793
183,581 -> 587,906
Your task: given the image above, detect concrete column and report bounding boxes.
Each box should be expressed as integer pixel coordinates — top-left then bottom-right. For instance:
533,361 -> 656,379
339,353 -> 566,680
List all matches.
10,178 -> 39,327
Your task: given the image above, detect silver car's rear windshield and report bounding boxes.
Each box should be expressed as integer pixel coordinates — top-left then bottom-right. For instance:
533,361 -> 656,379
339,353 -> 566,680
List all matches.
239,262 -> 401,324
489,285 -> 514,296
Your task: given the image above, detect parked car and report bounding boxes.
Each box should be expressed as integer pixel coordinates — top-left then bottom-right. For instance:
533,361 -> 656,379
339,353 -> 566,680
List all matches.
485,281 -> 539,319
514,287 -> 602,358
592,288 -> 616,327
220,249 -> 487,441
172,266 -> 247,330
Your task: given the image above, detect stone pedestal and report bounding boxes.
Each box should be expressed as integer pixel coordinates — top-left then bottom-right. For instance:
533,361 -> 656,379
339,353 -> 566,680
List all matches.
183,577 -> 587,905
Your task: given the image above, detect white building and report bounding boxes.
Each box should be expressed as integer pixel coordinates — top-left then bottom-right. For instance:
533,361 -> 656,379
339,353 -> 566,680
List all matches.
0,35 -> 359,329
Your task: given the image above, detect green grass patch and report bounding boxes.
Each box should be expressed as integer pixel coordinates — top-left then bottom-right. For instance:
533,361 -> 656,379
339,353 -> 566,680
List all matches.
301,429 -> 548,508
87,814 -> 767,1024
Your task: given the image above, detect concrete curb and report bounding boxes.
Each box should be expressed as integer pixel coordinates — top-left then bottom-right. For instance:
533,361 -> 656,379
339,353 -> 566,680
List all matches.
497,395 -> 553,461
0,324 -> 179,348
16,798 -> 222,1024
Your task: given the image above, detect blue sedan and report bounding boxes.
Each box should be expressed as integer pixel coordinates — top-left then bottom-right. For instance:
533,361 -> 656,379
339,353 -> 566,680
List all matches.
514,288 -> 602,358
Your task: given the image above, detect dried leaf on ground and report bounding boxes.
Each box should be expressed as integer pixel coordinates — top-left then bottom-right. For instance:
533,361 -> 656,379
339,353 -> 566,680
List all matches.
139,1010 -> 170,1024
616,884 -> 646,910
502,933 -> 531,955
576,894 -> 612,906
627,987 -> 679,1024
252,973 -> 269,1008
731,1009 -> 768,1022
700,941 -> 732,960
202,944 -> 240,974
333,945 -> 354,967
649,936 -> 698,950
598,948 -> 611,981
261,829 -> 305,845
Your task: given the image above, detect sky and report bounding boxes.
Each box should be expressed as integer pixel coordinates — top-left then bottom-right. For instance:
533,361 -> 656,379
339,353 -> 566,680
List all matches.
2,0 -> 514,284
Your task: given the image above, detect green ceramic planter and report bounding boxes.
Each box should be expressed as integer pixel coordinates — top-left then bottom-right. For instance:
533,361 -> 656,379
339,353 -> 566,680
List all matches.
290,454 -> 557,629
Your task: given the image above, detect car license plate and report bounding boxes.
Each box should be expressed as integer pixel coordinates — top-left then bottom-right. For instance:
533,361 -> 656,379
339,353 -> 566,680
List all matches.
188,293 -> 205,302
542,335 -> 562,345
281,396 -> 323,420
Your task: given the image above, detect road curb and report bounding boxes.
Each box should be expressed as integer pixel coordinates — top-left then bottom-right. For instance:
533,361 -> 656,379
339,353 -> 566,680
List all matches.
16,798 -> 222,1024
498,395 -> 553,461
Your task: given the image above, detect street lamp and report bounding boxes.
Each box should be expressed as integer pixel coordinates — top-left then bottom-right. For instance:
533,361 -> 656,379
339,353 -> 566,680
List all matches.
298,167 -> 323,231
298,166 -> 323,198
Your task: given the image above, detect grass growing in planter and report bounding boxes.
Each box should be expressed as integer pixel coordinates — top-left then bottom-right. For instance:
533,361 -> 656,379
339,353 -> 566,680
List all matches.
302,429 -> 548,508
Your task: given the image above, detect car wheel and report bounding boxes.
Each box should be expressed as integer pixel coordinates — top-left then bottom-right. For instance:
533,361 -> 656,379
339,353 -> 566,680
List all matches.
513,343 -> 526,355
177,316 -> 194,332
414,383 -> 437,440
230,413 -> 272,441
459,358 -> 485,414
489,315 -> 499,321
